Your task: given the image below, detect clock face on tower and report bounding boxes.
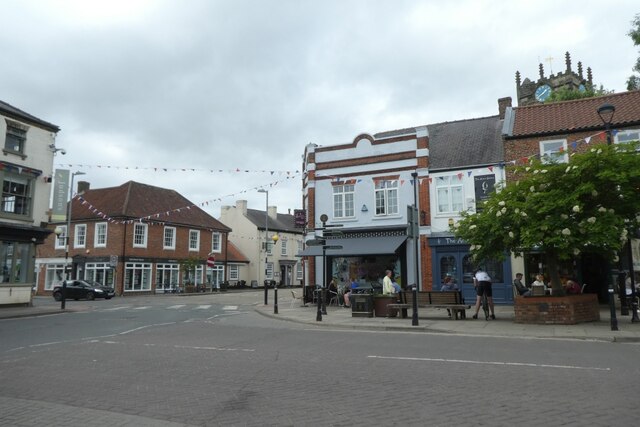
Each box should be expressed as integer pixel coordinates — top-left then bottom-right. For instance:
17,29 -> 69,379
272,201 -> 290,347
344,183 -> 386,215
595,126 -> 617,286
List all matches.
535,84 -> 552,102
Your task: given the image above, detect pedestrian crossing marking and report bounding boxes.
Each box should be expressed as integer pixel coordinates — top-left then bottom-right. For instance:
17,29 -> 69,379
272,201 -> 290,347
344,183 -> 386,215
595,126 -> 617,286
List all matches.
223,305 -> 238,311
134,306 -> 150,310
195,305 -> 211,310
168,305 -> 186,309
102,306 -> 130,311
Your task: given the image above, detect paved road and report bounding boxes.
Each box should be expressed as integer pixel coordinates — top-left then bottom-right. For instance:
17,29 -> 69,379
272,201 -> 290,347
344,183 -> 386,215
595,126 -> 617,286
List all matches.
1,293 -> 638,426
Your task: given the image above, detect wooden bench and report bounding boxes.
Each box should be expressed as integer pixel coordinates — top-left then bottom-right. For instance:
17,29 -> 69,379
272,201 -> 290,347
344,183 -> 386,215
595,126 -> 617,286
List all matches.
387,291 -> 470,320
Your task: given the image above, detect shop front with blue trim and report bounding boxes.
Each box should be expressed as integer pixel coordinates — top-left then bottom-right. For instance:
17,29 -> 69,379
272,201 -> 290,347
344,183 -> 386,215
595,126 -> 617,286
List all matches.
428,235 -> 513,304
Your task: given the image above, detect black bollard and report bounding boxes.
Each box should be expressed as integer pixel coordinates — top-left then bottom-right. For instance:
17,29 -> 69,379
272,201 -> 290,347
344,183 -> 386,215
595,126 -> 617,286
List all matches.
411,285 -> 419,326
264,282 -> 268,305
609,286 -> 619,331
321,287 -> 327,315
274,286 -> 278,314
316,289 -> 322,321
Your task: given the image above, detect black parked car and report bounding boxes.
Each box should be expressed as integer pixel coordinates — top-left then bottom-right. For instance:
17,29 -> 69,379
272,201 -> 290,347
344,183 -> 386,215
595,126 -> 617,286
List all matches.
52,280 -> 115,301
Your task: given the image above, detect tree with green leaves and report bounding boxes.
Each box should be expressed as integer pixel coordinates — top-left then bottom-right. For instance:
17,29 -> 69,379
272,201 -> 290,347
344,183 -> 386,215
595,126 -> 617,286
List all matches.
544,85 -> 611,103
627,13 -> 640,91
454,141 -> 640,295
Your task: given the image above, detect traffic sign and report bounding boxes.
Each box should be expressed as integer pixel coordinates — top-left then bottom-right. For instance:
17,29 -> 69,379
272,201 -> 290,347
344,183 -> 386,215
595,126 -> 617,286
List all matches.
207,255 -> 216,268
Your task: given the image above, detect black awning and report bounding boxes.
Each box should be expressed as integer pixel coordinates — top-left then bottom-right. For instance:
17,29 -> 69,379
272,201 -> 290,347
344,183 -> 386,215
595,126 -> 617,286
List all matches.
297,235 -> 406,257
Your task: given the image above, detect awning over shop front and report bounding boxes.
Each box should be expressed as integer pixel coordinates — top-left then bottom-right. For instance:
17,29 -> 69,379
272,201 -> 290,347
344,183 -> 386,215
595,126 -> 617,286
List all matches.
297,235 -> 406,257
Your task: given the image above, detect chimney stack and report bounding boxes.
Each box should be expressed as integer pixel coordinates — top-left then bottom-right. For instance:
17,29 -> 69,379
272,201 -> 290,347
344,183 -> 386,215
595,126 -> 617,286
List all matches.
77,181 -> 90,194
498,97 -> 512,120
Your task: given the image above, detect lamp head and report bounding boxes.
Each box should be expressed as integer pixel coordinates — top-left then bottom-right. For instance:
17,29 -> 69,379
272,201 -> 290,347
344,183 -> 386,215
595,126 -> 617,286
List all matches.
257,189 -> 267,194
271,233 -> 279,243
54,226 -> 63,236
597,103 -> 616,125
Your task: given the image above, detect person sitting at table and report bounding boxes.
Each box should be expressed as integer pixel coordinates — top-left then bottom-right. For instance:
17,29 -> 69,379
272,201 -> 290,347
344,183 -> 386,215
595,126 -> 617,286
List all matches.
513,272 -> 531,296
326,279 -> 338,304
564,279 -> 581,295
343,277 -> 358,308
441,275 -> 458,318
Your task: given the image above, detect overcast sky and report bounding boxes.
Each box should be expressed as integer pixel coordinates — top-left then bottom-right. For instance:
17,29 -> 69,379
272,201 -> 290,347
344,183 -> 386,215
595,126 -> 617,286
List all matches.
2,1 -> 638,221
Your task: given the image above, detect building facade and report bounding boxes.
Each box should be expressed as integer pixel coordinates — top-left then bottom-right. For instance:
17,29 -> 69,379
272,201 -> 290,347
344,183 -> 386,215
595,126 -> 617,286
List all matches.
502,89 -> 640,300
0,100 -> 60,306
36,181 -> 231,295
219,200 -> 304,288
301,128 -> 428,294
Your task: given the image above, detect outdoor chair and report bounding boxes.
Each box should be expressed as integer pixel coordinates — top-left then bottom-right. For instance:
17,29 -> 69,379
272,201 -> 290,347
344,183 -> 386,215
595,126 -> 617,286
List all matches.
328,290 -> 339,306
290,290 -> 306,308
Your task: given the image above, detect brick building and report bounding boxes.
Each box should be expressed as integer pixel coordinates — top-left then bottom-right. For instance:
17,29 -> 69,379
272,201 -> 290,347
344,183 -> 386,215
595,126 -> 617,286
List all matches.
36,180 -> 231,295
502,89 -> 640,299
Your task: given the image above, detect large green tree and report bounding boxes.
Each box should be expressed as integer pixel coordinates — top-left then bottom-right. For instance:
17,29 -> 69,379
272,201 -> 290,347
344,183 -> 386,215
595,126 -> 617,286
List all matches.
454,141 -> 640,295
627,13 -> 640,90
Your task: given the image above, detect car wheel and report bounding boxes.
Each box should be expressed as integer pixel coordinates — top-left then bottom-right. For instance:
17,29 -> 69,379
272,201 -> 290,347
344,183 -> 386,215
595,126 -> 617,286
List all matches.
86,292 -> 95,301
53,291 -> 62,301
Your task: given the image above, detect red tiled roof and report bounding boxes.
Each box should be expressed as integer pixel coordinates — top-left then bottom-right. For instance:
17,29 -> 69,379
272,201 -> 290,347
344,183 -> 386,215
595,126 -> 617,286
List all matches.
510,90 -> 640,138
226,241 -> 250,263
73,181 -> 230,231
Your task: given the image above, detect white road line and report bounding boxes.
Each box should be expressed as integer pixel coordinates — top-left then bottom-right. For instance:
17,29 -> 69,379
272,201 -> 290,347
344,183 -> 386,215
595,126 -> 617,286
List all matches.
118,322 -> 176,335
367,355 -> 611,371
223,305 -> 238,310
167,305 -> 186,309
133,306 -> 150,310
174,345 -> 254,352
194,305 -> 211,310
102,306 -> 131,311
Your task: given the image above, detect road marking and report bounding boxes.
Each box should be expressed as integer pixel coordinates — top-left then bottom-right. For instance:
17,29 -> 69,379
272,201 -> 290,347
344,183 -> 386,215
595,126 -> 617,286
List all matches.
119,322 -> 176,335
367,355 -> 611,371
195,305 -> 211,310
167,305 -> 186,309
223,305 -> 238,310
133,306 -> 150,310
174,345 -> 254,352
102,306 -> 130,311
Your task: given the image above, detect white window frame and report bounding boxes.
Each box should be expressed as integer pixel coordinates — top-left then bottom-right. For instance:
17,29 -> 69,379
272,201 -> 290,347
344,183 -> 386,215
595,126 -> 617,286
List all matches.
45,263 -> 66,290
266,262 -> 274,279
436,175 -> 464,214
4,120 -> 27,155
189,229 -> 200,251
229,264 -> 239,280
163,226 -> 176,250
124,262 -> 152,291
74,224 -> 86,248
133,223 -> 148,248
615,129 -> 640,144
95,222 -> 107,248
280,237 -> 288,256
55,225 -> 67,249
539,139 -> 568,164
333,184 -> 355,218
211,232 -> 221,253
374,180 -> 399,216
1,173 -> 33,219
296,262 -> 303,280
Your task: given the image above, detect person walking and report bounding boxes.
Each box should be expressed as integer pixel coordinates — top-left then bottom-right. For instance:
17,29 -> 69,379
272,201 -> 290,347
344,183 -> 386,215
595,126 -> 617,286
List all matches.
472,268 -> 495,319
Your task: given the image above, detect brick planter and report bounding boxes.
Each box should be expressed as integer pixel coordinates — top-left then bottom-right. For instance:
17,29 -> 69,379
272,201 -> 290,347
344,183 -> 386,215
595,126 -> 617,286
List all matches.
514,293 -> 600,324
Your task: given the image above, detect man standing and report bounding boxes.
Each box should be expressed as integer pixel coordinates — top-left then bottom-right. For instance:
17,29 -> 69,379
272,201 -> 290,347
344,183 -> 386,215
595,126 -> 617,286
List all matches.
382,270 -> 394,294
472,268 -> 495,320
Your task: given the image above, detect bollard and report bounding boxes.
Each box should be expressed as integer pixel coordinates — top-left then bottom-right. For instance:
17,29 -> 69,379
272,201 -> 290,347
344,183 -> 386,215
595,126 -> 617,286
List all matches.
608,287 -> 619,331
411,285 -> 419,326
321,287 -> 327,315
316,289 -> 322,321
264,280 -> 268,306
274,286 -> 278,314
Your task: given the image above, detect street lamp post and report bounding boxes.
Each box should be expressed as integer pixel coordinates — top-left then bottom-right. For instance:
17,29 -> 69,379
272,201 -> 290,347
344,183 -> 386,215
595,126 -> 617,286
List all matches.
257,189 -> 269,305
55,171 -> 86,310
597,103 -> 619,330
272,233 -> 279,314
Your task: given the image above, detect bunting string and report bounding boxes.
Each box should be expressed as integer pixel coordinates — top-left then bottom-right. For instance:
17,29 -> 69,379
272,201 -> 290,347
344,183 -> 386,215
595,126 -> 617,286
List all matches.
55,164 -> 300,175
74,174 -> 301,226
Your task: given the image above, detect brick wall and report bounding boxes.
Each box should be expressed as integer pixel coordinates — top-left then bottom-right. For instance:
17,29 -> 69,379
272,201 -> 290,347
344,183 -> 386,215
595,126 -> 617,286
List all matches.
514,293 -> 600,324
